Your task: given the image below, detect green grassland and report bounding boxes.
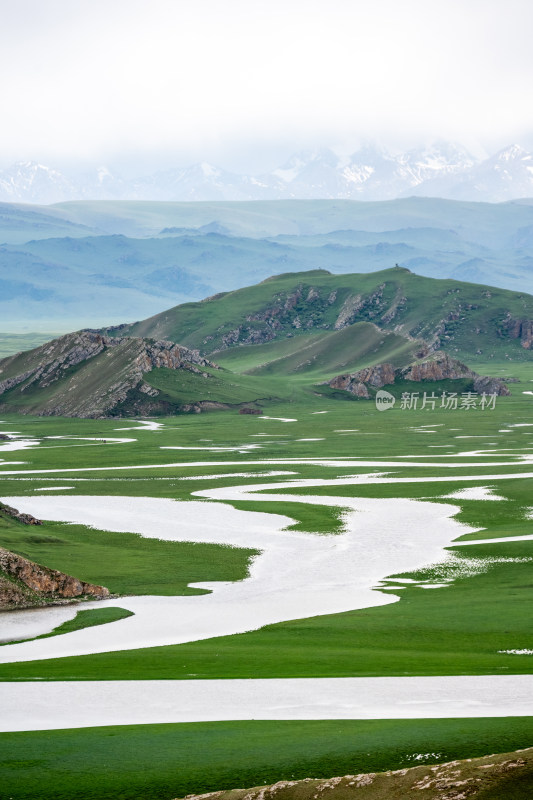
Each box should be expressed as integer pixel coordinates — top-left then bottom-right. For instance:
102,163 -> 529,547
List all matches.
0,513 -> 257,598
0,352 -> 530,466
2,210 -> 533,798
3,536 -> 531,681
2,717 -> 533,800
1,366 -> 533,681
1,367 -> 533,796
144,365 -> 294,405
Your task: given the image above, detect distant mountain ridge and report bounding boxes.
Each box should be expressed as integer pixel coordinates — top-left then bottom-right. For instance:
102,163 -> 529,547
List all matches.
3,197 -> 533,335
2,143 -> 533,204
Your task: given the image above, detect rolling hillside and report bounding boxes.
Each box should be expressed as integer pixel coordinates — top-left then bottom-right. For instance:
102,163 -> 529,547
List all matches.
107,267 -> 533,363
0,267 -> 527,417
213,322 -> 422,380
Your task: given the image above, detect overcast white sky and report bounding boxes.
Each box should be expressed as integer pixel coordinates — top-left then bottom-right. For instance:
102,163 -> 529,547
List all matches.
1,0 -> 533,173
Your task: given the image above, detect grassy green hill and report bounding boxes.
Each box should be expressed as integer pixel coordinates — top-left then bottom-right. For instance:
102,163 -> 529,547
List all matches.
1,267 -> 530,417
213,322 -> 421,380
0,332 -> 258,418
107,267 -> 533,364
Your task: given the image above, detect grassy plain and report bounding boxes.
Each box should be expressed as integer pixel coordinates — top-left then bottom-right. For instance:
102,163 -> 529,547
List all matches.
2,717 -> 533,800
0,517 -> 257,599
1,362 -> 533,795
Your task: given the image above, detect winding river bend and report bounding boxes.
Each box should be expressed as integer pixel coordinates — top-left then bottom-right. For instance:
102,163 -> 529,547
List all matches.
0,474 -> 478,663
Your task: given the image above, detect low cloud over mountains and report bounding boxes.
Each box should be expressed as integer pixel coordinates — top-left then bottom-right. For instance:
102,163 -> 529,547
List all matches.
2,143 -> 533,205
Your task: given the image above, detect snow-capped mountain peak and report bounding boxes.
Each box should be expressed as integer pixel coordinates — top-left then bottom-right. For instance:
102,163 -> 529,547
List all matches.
0,161 -> 77,203
495,144 -> 531,162
0,143 -> 532,204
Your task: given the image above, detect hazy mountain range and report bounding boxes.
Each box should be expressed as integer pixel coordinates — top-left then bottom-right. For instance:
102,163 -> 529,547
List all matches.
2,143 -> 533,205
2,197 -> 533,334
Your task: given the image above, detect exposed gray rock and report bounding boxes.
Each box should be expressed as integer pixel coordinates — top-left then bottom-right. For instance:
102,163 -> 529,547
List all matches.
334,285 -> 386,329
0,369 -> 36,395
499,315 -> 533,349
0,502 -> 110,609
326,363 -> 395,396
334,294 -> 363,330
400,352 -> 472,382
325,352 -> 510,398
0,331 -> 218,418
0,502 -> 42,526
473,375 -> 512,396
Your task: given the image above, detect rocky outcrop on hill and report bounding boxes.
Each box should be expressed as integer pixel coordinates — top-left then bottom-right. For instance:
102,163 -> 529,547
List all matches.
328,376 -> 370,398
349,363 -> 396,388
0,501 -> 109,609
325,352 -> 511,397
220,325 -> 277,349
215,282 -> 333,348
400,352 -> 473,382
0,548 -> 110,609
213,279 -> 414,350
0,502 -> 42,526
334,285 -> 386,330
499,315 -> 533,349
0,330 -> 212,394
400,352 -> 511,395
328,363 -> 396,398
0,331 -> 217,418
472,375 -> 511,395
136,338 -> 211,371
380,288 -> 407,324
333,293 -> 365,330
